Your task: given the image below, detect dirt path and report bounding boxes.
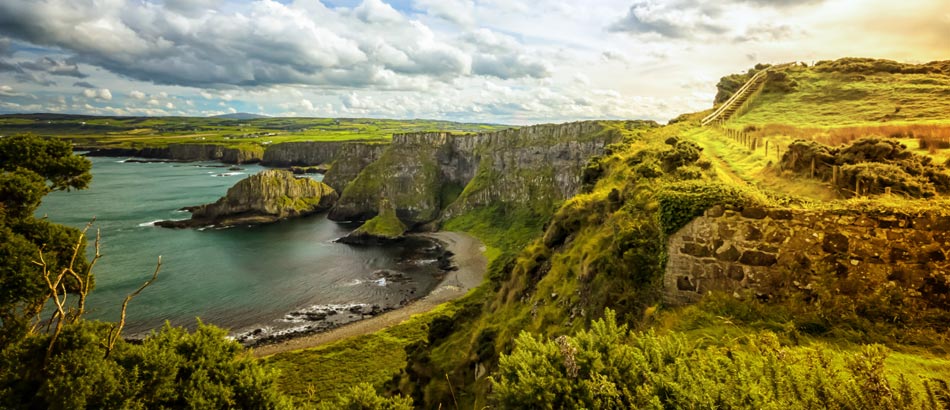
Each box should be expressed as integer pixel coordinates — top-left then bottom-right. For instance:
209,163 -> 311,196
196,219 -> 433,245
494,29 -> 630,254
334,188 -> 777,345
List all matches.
252,231 -> 487,357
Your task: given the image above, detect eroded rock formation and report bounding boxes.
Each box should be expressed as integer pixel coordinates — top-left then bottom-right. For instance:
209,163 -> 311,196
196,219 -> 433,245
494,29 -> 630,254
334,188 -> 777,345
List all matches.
157,169 -> 337,228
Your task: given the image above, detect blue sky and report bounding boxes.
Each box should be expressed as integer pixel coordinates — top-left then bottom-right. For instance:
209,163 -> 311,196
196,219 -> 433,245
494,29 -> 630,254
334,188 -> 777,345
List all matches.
0,0 -> 947,124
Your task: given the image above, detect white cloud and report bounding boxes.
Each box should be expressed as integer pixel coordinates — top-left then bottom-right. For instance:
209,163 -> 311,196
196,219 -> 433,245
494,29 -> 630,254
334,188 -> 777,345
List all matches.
414,0 -> 475,27
129,90 -> 145,99
81,88 -> 111,100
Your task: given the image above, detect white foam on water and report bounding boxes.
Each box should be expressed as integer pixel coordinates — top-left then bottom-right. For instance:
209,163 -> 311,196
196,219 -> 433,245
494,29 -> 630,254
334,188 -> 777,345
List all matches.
137,220 -> 162,227
211,172 -> 245,177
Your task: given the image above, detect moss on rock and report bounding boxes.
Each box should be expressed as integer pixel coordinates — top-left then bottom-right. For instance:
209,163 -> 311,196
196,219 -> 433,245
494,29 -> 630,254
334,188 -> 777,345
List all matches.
157,169 -> 337,228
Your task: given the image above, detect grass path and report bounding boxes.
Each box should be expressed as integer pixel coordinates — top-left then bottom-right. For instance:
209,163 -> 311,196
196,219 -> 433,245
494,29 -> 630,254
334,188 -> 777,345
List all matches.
252,231 -> 487,358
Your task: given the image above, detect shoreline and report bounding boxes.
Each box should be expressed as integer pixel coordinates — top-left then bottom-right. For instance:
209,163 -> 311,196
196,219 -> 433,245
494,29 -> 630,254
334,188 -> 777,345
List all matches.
251,231 -> 487,357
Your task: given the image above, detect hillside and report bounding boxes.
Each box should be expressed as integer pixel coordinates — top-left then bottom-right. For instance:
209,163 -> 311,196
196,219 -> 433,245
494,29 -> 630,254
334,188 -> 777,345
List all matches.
265,58 -> 950,408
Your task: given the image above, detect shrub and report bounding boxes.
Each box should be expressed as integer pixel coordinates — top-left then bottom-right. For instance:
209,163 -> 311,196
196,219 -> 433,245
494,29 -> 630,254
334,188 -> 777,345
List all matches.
656,181 -> 765,234
492,310 -> 950,409
660,140 -> 702,172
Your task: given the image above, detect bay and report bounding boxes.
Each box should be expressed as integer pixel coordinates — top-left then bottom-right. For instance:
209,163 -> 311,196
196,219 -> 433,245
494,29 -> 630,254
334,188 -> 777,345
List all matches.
36,156 -> 442,339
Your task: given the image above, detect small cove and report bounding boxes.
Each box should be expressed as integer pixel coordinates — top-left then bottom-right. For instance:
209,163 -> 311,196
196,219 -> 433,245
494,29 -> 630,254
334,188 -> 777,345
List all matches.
36,156 -> 445,341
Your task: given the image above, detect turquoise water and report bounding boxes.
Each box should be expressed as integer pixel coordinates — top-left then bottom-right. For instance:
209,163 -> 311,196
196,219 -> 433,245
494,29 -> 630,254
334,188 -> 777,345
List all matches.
36,157 -> 441,338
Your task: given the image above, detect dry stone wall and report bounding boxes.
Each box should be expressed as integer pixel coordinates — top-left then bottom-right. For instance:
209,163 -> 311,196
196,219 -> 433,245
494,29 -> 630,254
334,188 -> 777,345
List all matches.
664,205 -> 950,307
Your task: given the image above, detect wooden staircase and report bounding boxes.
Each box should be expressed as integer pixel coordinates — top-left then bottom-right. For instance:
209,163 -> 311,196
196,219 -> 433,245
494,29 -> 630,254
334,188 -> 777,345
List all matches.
701,63 -> 795,126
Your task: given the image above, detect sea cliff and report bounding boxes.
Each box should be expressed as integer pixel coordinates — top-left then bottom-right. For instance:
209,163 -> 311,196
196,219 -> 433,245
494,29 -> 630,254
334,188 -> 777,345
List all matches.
328,121 -> 620,227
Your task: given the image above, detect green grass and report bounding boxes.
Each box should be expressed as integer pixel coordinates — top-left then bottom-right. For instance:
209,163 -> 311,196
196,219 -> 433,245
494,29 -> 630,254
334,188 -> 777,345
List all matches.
264,303 -> 456,404
732,62 -> 950,128
353,201 -> 407,238
0,114 -> 512,149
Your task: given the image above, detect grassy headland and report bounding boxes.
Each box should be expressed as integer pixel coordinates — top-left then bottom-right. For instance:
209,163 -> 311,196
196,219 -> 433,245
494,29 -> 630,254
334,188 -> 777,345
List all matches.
266,58 -> 950,408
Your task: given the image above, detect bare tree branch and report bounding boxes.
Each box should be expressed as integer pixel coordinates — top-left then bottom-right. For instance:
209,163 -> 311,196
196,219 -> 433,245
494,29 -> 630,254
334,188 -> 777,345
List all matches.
106,256 -> 162,357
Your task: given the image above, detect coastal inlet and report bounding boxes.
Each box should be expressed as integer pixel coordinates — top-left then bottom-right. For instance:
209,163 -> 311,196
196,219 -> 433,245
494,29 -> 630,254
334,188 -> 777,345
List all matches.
36,156 -> 454,341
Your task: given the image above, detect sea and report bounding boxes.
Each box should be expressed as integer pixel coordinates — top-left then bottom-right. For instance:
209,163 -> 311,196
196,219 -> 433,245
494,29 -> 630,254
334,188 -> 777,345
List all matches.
35,156 -> 444,342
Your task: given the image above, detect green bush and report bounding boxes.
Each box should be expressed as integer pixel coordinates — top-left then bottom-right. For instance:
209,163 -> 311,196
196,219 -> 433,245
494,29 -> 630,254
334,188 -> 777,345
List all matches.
660,140 -> 702,172
656,181 -> 764,234
781,138 -> 950,197
315,383 -> 412,410
492,310 -> 950,409
1,321 -> 292,409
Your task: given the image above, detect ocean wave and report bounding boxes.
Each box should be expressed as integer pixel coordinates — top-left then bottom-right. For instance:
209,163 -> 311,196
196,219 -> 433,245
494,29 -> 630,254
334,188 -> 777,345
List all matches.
211,172 -> 245,177
137,220 -> 162,227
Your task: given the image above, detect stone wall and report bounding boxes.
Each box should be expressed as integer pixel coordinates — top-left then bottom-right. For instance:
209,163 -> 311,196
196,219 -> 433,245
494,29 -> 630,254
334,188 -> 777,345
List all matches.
664,205 -> 950,306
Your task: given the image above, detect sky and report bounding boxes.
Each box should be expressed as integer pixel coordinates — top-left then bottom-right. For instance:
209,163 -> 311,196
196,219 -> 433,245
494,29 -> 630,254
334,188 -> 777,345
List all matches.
0,0 -> 947,125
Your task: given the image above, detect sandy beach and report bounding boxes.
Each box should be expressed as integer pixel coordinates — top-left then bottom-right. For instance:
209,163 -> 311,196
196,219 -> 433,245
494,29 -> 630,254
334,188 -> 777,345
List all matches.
252,231 -> 487,357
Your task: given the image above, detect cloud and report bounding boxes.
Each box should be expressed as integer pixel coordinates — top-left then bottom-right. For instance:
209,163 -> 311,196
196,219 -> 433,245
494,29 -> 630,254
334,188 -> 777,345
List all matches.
733,22 -> 798,42
18,56 -> 85,77
464,29 -> 550,79
0,84 -> 22,96
82,88 -> 111,100
164,0 -> 220,15
129,90 -> 145,99
353,0 -> 404,24
0,0 -> 519,89
601,50 -> 630,63
414,0 -> 475,27
609,1 -> 727,39
73,81 -> 95,88
0,38 -> 10,56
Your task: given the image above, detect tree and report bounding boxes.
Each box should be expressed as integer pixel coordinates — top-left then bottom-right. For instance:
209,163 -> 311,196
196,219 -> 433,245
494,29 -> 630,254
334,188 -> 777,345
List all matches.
0,134 -> 92,346
0,135 -> 293,409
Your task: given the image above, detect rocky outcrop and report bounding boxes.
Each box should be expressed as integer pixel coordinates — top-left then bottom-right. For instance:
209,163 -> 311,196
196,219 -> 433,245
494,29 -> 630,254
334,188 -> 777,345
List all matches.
157,169 -> 337,228
328,121 -> 618,227
337,199 -> 407,245
84,144 -> 263,164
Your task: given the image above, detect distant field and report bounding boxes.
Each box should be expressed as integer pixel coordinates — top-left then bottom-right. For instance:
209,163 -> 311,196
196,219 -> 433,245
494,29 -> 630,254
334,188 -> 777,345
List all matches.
0,114 -> 512,148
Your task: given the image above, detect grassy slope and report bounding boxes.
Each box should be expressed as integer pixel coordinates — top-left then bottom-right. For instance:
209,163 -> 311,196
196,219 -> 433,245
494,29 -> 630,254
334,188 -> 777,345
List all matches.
734,61 -> 950,128
700,59 -> 950,201
0,115 -> 511,148
268,59 -> 950,407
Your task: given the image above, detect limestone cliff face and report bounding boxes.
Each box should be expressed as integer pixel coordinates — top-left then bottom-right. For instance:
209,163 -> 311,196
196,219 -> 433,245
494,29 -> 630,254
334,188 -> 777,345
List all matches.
328,135 -> 444,224
322,143 -> 387,192
260,141 -> 345,166
158,169 -> 337,228
329,121 -> 617,227
441,121 -> 610,219
84,144 -> 263,164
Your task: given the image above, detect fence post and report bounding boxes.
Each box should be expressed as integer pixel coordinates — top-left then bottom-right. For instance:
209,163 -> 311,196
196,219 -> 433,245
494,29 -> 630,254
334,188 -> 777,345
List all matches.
810,157 -> 816,178
832,165 -> 839,185
885,187 -> 892,195
765,140 -> 769,156
856,179 -> 861,197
